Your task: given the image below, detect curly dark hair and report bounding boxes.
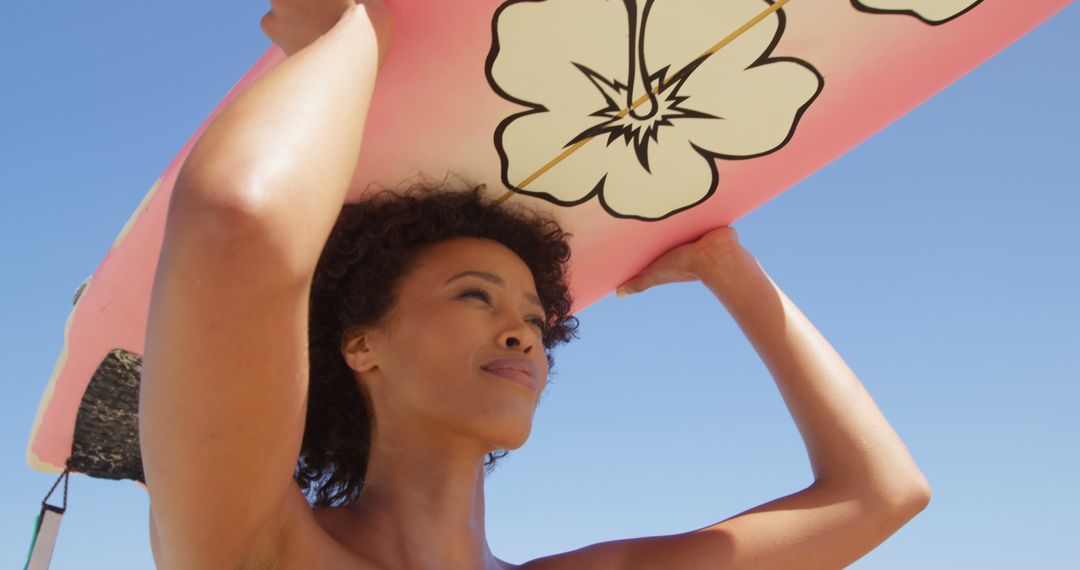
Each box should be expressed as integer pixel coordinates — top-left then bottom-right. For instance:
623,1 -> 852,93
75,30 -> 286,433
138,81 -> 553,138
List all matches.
296,179 -> 580,508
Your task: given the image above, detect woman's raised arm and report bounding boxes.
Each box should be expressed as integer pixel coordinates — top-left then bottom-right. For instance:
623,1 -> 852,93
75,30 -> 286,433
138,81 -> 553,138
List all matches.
619,227 -> 930,499
170,0 -> 391,281
596,227 -> 932,569
140,3 -> 391,568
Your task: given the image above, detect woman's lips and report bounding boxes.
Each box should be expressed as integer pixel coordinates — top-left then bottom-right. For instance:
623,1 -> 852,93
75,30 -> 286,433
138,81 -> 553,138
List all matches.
483,367 -> 537,391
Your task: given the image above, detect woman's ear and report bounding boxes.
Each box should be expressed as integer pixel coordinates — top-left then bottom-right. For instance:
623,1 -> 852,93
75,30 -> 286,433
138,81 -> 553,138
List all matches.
341,332 -> 379,373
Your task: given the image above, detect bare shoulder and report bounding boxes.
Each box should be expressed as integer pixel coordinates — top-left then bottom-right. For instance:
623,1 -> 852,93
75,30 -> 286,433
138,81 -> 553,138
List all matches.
519,483 -> 928,570
517,538 -> 632,570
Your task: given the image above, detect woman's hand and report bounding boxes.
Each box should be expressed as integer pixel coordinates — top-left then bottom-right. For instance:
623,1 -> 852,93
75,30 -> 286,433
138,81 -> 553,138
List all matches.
261,0 -> 392,58
616,226 -> 746,297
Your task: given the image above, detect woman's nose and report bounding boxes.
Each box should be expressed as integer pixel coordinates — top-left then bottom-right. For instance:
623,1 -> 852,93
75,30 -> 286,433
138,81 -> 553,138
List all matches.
499,316 -> 534,351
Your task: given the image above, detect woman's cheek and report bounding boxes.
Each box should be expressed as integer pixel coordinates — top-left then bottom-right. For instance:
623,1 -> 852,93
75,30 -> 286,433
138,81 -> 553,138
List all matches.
431,308 -> 481,345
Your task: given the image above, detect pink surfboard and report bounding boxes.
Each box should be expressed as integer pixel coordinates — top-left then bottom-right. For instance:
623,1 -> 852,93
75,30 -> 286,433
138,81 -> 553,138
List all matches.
27,0 -> 1072,478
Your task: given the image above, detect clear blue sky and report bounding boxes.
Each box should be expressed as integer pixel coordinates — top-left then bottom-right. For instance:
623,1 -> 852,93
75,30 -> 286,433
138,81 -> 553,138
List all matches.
2,2 -> 1077,568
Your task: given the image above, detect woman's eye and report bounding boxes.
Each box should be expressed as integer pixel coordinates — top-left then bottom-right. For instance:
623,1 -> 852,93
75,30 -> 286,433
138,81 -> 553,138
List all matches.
461,289 -> 492,303
462,289 -> 545,332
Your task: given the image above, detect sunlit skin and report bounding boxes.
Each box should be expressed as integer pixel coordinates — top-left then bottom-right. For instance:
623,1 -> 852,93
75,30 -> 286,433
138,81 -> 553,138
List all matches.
139,0 -> 930,566
314,236 -> 550,569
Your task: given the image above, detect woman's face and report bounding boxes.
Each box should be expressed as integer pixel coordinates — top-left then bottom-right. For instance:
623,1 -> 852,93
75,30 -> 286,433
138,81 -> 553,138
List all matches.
345,237 -> 551,453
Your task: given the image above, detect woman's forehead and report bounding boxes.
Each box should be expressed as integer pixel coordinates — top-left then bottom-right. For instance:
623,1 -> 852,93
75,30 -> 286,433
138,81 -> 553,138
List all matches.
414,238 -> 536,286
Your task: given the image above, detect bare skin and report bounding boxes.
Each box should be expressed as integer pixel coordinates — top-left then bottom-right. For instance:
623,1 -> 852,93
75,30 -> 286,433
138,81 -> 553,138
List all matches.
140,2 -> 931,569
320,236 -> 551,570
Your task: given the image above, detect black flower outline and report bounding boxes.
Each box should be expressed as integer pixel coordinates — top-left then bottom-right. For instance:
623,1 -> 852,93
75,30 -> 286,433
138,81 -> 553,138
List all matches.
485,0 -> 824,221
851,0 -> 985,25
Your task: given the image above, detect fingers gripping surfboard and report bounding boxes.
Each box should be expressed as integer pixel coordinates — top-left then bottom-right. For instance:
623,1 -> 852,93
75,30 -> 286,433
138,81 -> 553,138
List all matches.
27,0 -> 1071,479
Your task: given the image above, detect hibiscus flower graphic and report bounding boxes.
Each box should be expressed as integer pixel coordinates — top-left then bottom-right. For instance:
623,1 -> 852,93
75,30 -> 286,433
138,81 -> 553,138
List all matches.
486,0 -> 823,220
851,0 -> 984,25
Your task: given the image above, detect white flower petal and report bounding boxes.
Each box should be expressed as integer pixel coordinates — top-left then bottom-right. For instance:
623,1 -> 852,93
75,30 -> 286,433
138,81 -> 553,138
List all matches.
490,0 -> 823,219
645,0 -> 781,82
490,0 -> 628,111
854,0 -> 982,23
599,134 -> 715,220
677,59 -> 821,158
500,110 -> 612,205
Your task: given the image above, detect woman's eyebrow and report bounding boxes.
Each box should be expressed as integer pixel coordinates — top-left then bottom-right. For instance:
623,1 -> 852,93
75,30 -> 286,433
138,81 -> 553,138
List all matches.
444,270 -> 543,309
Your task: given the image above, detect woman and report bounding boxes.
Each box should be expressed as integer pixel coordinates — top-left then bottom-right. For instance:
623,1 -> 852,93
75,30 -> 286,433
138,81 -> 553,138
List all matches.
139,1 -> 931,568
